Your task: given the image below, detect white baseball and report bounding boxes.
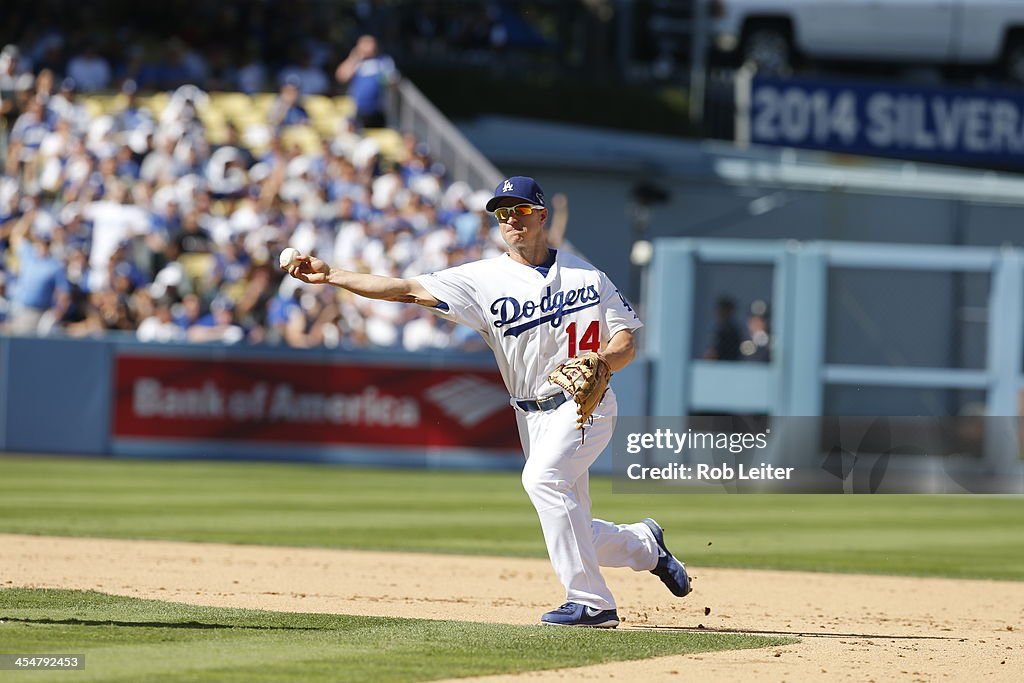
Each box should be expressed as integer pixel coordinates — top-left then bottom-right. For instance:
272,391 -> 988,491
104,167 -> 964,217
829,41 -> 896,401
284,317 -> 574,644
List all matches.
279,247 -> 300,269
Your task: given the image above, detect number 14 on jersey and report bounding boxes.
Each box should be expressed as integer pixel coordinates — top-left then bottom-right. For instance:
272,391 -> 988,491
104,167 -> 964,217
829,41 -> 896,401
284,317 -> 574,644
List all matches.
567,321 -> 600,357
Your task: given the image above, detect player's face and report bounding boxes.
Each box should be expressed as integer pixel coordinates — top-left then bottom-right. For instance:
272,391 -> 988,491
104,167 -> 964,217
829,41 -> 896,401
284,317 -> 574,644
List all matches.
495,199 -> 546,247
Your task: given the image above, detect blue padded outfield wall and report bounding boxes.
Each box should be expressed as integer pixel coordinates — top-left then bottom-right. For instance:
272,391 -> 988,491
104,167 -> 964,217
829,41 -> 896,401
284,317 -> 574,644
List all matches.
0,337 -> 113,455
0,336 -> 647,473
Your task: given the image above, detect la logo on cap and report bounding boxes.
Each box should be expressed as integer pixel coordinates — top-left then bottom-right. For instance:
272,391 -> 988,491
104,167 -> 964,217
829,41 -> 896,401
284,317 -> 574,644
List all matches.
503,179 -> 514,192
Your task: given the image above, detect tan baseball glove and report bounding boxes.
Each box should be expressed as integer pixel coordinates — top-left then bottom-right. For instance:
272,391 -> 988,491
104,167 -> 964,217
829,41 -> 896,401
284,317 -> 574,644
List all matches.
548,351 -> 612,430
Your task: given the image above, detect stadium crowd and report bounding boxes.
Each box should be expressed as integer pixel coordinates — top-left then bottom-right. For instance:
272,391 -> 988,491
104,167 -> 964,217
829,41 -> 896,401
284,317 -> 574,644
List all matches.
0,1 -> 520,99
0,40 -> 515,351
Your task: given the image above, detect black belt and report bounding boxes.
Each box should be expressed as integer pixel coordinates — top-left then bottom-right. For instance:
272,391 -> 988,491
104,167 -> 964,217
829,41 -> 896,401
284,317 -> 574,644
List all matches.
516,392 -> 570,413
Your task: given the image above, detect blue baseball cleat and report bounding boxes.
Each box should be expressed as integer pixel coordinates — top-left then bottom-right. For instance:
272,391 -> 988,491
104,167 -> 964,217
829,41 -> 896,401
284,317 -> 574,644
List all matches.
540,602 -> 620,628
642,518 -> 692,598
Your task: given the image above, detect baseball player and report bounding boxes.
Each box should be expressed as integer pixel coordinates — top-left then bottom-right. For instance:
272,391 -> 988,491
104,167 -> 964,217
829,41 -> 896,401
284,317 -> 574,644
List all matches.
284,176 -> 691,627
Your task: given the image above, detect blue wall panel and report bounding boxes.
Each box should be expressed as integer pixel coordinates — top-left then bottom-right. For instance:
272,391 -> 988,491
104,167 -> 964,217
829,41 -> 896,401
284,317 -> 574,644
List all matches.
0,337 -> 9,449
4,337 -> 111,455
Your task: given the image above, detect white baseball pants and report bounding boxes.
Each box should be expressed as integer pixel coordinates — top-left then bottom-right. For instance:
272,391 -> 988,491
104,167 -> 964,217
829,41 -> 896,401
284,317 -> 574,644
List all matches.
516,389 -> 660,611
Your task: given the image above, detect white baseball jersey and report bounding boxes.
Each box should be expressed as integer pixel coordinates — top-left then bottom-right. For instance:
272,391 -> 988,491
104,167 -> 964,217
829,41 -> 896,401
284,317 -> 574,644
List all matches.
414,250 -> 642,400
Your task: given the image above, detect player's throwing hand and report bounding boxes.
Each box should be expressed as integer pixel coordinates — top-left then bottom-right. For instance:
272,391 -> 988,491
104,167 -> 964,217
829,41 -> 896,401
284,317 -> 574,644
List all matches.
283,254 -> 331,285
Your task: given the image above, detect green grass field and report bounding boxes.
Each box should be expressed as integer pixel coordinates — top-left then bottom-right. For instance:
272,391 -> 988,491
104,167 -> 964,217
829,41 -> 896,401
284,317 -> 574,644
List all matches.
0,589 -> 788,682
1,455 -> 1020,681
1,455 -> 1022,580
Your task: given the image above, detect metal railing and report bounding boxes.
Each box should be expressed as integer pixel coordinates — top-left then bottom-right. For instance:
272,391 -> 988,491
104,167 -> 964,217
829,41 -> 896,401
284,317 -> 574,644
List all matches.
387,78 -> 503,193
385,77 -> 590,259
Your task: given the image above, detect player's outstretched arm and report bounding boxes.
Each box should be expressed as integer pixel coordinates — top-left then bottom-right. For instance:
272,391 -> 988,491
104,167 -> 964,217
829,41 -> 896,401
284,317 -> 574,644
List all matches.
283,255 -> 440,307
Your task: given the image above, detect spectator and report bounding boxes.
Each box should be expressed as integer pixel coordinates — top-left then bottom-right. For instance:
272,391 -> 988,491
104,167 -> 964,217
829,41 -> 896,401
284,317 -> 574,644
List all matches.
265,286 -> 302,344
277,288 -> 334,348
114,143 -> 141,180
139,133 -> 177,183
362,297 -> 402,346
1,44 -> 31,77
175,210 -> 214,254
210,232 -> 250,287
1,45 -> 28,129
334,35 -> 397,129
83,182 -> 149,291
7,96 -> 52,177
137,296 -> 186,343
49,78 -> 89,134
402,309 -> 451,351
267,78 -> 310,130
8,231 -> 68,335
92,290 -> 136,332
206,145 -> 247,199
704,296 -> 743,361
66,43 -> 111,92
172,292 -> 203,329
233,263 -> 275,342
114,80 -> 153,132
33,68 -> 55,102
187,295 -> 244,344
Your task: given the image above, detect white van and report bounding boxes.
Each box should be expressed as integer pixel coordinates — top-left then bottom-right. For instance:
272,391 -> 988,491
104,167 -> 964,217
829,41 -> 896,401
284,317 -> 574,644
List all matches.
709,0 -> 1024,81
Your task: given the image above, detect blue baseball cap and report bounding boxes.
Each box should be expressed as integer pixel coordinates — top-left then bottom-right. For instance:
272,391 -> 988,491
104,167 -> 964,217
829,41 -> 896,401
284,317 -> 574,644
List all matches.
485,176 -> 546,212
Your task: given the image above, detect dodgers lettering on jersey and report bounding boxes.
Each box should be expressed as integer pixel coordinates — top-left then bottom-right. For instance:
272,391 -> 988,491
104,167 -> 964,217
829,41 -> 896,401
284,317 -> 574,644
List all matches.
490,284 -> 602,336
414,251 -> 642,400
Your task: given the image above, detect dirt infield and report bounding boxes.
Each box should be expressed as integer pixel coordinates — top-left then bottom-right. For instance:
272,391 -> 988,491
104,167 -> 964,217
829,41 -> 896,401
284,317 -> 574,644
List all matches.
1,533 -> 1020,681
